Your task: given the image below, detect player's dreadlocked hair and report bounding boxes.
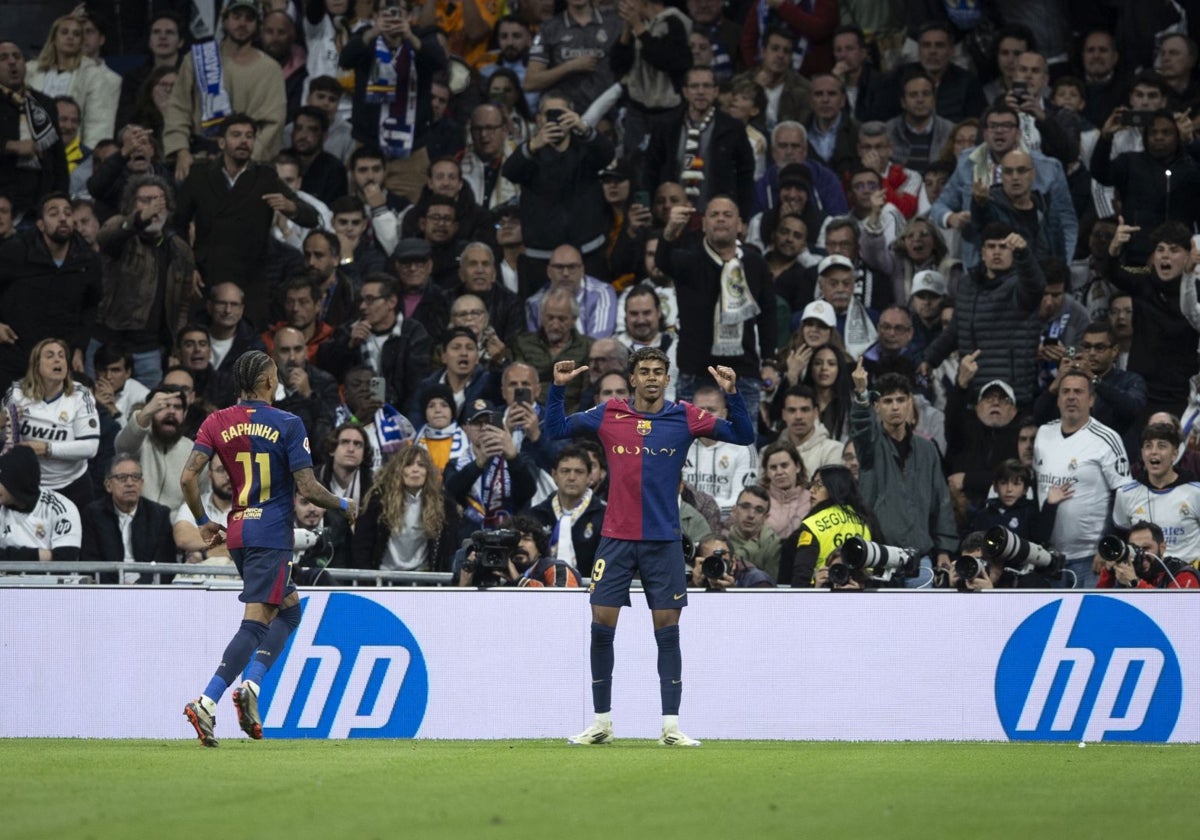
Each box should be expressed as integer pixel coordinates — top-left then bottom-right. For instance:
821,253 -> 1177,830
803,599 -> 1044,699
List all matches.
233,350 -> 275,396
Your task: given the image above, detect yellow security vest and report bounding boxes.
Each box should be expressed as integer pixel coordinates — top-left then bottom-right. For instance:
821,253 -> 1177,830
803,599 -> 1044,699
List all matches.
796,503 -> 873,570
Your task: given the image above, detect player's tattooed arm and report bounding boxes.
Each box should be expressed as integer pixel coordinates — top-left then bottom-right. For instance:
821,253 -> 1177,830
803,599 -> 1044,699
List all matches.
179,449 -> 210,511
295,467 -> 359,522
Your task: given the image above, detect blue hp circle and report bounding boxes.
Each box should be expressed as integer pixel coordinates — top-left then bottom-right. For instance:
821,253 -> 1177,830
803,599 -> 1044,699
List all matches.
256,593 -> 429,738
995,596 -> 1182,742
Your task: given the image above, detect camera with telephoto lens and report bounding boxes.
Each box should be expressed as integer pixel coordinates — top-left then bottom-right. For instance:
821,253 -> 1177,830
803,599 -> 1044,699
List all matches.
840,536 -> 919,583
468,528 -> 521,571
983,526 -> 1065,578
954,555 -> 988,582
701,548 -> 732,580
1098,534 -> 1142,565
827,561 -> 855,587
292,527 -> 336,584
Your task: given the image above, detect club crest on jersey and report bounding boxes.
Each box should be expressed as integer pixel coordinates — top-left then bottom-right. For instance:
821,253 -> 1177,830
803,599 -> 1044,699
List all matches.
1068,458 -> 1078,472
59,411 -> 68,423
35,523 -> 45,539
584,522 -> 593,539
636,419 -> 652,436
1181,503 -> 1191,517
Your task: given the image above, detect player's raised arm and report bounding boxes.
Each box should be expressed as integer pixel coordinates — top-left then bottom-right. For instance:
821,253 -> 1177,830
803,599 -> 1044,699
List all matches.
707,365 -> 755,445
295,467 -> 358,523
181,448 -> 225,547
544,360 -> 596,440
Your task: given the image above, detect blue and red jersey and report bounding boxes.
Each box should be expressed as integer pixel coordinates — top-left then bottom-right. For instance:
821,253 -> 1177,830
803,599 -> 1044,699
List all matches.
544,385 -> 755,541
193,400 -> 313,550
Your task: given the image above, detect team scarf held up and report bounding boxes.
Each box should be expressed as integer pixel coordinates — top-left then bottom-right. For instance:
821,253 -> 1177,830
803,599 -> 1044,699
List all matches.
367,36 -> 419,159
681,107 -> 714,202
189,0 -> 232,136
704,238 -> 761,357
0,83 -> 58,171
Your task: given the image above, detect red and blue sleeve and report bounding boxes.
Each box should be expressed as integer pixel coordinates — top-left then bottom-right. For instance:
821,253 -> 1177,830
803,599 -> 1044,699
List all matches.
284,415 -> 314,471
710,390 -> 756,446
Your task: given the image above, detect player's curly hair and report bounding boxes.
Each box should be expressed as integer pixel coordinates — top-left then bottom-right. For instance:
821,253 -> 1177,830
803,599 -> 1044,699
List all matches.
232,351 -> 275,396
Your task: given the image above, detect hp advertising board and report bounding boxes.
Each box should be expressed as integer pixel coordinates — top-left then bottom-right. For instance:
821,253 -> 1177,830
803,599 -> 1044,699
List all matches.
257,593 -> 429,738
996,596 -> 1182,742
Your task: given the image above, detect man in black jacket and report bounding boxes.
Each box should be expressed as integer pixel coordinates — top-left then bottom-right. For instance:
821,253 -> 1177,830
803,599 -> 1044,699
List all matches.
172,114 -> 319,327
316,273 -> 432,414
502,92 -> 615,278
524,444 -> 606,578
80,453 -> 176,583
0,192 -> 102,387
270,326 -> 339,465
0,41 -> 68,225
644,65 -> 755,219
656,196 -> 776,420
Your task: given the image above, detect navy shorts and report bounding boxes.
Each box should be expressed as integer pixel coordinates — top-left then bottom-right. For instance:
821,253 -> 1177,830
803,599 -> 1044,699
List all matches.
230,547 -> 295,605
590,537 -> 688,610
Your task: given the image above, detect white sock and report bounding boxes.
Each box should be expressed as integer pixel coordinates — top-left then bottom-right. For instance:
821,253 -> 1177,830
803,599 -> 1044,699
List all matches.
662,714 -> 679,732
595,711 -> 612,726
242,680 -> 259,697
198,695 -> 217,715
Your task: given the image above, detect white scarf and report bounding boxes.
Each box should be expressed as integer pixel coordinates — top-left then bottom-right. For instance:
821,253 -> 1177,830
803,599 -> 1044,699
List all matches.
704,238 -> 760,357
551,488 -> 593,567
189,2 -> 232,136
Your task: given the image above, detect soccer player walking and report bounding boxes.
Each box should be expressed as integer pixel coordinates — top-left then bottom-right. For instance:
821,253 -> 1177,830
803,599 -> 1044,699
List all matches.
545,348 -> 754,746
180,351 -> 357,747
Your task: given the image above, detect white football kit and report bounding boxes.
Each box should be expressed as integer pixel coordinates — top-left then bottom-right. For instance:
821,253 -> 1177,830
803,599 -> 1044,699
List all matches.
1035,418 -> 1129,559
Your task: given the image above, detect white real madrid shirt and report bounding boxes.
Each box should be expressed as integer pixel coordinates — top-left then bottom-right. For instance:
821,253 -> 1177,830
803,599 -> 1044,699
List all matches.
4,384 -> 101,489
1035,418 -> 1129,559
1112,480 -> 1200,564
0,489 -> 82,556
682,438 -> 759,517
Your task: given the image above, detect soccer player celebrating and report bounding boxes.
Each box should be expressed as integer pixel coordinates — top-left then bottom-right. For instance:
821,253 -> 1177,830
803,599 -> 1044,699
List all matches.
180,351 -> 358,747
546,348 -> 754,746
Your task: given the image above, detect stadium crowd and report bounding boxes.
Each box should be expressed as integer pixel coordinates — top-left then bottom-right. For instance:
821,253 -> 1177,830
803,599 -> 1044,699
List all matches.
3,0 -> 1200,591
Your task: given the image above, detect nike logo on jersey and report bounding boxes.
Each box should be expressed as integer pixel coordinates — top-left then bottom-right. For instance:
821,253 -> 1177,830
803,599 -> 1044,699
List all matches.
672,680 -> 682,685
614,412 -> 634,419
673,593 -> 685,600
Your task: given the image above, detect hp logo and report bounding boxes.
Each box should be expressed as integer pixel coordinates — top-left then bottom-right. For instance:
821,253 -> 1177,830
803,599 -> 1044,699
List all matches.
996,596 -> 1182,742
257,593 -> 429,738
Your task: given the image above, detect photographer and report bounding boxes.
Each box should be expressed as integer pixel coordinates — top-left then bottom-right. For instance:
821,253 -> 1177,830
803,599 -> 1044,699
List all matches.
1097,521 -> 1200,589
292,491 -> 341,585
815,548 -> 874,591
689,533 -> 775,590
951,530 -> 1056,591
456,515 -> 582,588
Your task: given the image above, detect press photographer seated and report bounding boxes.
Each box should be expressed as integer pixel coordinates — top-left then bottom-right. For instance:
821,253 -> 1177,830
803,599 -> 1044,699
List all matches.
456,515 -> 581,588
688,533 -> 776,590
1096,522 -> 1200,589
950,528 -> 1063,590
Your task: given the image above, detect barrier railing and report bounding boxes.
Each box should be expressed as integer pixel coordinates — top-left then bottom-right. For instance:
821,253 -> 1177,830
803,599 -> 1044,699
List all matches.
0,562 -> 454,587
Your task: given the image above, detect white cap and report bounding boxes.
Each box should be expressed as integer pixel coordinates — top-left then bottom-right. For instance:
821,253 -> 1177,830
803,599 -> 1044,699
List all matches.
817,254 -> 855,275
800,300 -> 837,328
979,379 -> 1016,403
910,270 -> 948,297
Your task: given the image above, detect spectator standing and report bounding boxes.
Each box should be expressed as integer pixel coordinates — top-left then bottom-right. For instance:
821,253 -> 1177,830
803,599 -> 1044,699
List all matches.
610,0 -> 692,155
117,12 -> 184,128
0,193 -> 102,388
164,1 -> 287,176
525,0 -> 623,111
0,40 -> 69,230
92,175 -> 194,389
27,14 -> 117,148
172,115 -> 318,328
1035,369 -> 1129,587
502,94 -> 615,277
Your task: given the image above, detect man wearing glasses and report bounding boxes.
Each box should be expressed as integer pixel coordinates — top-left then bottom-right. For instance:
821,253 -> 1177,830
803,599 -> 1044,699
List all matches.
525,243 -> 618,338
717,490 -> 780,585
80,453 -> 176,583
930,103 -> 1076,269
967,149 -> 1070,263
460,104 -> 519,210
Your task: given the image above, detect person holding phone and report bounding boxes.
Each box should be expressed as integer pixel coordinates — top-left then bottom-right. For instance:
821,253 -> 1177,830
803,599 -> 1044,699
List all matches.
501,93 -> 616,279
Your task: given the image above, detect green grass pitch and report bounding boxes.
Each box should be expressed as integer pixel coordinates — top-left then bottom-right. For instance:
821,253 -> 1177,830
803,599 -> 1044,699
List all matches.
2,739 -> 1196,839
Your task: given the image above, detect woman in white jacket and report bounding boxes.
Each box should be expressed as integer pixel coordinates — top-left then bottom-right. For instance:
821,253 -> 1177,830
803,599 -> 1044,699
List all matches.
27,14 -> 118,148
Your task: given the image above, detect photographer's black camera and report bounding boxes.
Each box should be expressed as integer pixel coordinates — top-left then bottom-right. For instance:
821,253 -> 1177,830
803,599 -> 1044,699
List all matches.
1098,534 -> 1142,565
701,548 -> 731,579
954,555 -> 987,581
468,528 -> 521,570
827,562 -> 854,587
983,526 -> 1065,578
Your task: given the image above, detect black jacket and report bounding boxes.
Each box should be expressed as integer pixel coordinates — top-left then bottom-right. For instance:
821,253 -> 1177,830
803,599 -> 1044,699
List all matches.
502,128 -> 616,255
870,62 -> 986,123
944,383 -> 1021,504
295,149 -> 348,207
173,160 -> 318,327
643,109 -> 756,219
274,363 -> 340,464
80,497 -> 176,584
316,316 -> 433,412
0,85 -> 68,218
0,230 -> 102,387
655,233 -> 777,379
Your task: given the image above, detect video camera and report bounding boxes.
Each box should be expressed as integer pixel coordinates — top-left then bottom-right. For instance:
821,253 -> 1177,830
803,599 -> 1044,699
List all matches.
701,548 -> 732,580
982,526 -> 1065,578
467,528 -> 521,572
835,537 -> 919,585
